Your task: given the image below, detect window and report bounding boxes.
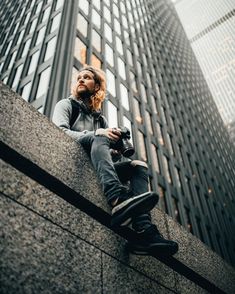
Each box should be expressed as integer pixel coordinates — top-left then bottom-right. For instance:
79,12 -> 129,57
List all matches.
150,95 -> 158,114
44,37 -> 57,61
77,13 -> 88,37
146,72 -> 151,88
113,3 -> 119,18
92,29 -> 101,52
174,167 -> 182,188
13,21 -> 20,35
42,6 -> 51,22
27,51 -> 40,75
114,19 -> 121,35
116,36 -> 123,55
29,19 -> 37,34
173,198 -> 181,224
167,133 -> 174,155
106,69 -> 116,97
35,1 -> 43,14
74,37 -> 87,64
92,9 -> 101,29
93,0 -> 100,10
122,14 -> 128,29
70,66 -> 79,91
123,30 -> 130,45
151,144 -> 160,173
123,116 -> 133,143
91,54 -> 101,68
117,58 -> 126,80
21,39 -> 31,58
133,98 -> 142,123
36,66 -> 51,98
158,185 -> 168,213
104,23 -> 112,43
105,43 -> 114,66
185,176 -> 194,204
17,29 -> 25,45
120,84 -> 129,110
185,207 -> 193,233
12,64 -> 23,88
160,106 -> 167,124
7,51 -> 17,70
130,71 -> 137,92
50,13 -> 61,33
2,76 -> 8,84
127,49 -> 133,67
163,155 -> 172,183
133,42 -> 139,57
138,131 -> 147,161
140,84 -> 147,103
35,26 -> 46,45
37,105 -> 44,113
78,0 -> 89,15
145,111 -> 153,134
137,61 -> 142,76
107,101 -> 118,127
156,123 -> 164,145
4,40 -> 13,56
120,2 -> 126,14
55,0 -> 64,10
21,82 -> 32,101
104,6 -> 111,23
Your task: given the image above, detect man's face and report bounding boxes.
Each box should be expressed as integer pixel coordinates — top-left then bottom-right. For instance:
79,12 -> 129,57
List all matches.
76,70 -> 99,96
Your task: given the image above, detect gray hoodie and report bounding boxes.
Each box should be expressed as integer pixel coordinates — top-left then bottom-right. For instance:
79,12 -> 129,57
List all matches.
52,97 -> 108,143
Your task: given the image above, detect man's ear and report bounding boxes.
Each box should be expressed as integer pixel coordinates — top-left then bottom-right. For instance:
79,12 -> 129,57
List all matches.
95,84 -> 100,91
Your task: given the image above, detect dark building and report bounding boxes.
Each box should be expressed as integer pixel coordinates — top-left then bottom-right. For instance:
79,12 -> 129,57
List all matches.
0,0 -> 235,266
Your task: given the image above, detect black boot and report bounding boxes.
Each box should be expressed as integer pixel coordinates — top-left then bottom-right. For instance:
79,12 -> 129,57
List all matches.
127,224 -> 179,256
111,192 -> 159,227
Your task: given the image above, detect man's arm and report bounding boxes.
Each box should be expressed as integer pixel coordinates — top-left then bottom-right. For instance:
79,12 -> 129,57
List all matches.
52,99 -> 94,142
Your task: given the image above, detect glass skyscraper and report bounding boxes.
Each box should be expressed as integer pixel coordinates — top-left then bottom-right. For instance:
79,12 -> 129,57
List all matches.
173,0 -> 235,144
0,0 -> 235,266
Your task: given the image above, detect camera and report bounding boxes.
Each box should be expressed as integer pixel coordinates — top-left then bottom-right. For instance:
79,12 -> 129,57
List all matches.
114,127 -> 135,157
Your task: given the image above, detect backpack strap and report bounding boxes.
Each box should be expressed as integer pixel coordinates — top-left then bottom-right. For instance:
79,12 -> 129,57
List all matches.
69,98 -> 81,128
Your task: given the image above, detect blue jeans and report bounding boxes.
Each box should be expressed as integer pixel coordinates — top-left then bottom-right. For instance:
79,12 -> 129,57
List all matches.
78,133 -> 152,231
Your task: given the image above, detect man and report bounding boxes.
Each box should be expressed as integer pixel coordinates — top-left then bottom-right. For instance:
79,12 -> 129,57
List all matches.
52,65 -> 178,255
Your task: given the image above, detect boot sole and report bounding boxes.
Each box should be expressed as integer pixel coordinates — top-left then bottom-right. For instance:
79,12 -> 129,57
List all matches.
127,243 -> 179,256
111,192 -> 159,227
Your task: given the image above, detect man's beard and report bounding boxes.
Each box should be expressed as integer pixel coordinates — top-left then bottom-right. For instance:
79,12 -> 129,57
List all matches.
77,87 -> 94,102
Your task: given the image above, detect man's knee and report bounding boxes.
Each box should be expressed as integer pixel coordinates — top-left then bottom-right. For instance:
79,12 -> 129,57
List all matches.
91,135 -> 111,155
130,160 -> 148,169
78,133 -> 95,150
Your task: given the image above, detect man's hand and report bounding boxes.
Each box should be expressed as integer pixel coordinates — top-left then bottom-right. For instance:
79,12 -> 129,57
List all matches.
110,149 -> 122,162
95,128 -> 121,142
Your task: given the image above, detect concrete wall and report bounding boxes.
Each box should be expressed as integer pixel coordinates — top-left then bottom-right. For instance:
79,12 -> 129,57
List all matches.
1,82 -> 235,293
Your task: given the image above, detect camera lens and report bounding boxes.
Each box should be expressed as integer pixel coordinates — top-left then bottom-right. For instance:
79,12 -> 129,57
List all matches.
121,139 -> 135,157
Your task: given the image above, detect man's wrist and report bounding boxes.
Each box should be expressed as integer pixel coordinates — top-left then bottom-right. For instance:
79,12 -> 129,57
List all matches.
95,128 -> 106,136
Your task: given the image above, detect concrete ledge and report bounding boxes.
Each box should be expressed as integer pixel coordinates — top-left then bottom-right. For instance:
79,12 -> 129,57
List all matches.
1,82 -> 235,293
0,195 -> 102,294
0,160 -> 178,292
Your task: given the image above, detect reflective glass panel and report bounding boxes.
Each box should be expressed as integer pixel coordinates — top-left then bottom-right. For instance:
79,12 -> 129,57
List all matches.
36,66 -> 51,98
107,101 -> 118,127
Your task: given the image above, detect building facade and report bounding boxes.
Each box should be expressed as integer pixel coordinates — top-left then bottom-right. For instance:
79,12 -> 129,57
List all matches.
0,0 -> 235,266
173,0 -> 235,144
